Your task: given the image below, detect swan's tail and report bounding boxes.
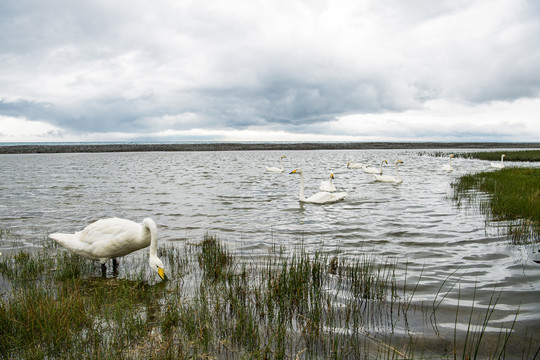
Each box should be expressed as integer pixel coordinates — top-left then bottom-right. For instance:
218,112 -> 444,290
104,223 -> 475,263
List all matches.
49,232 -> 76,246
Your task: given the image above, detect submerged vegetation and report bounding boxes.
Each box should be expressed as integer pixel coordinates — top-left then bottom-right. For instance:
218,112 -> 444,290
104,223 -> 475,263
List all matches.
0,233 -> 533,359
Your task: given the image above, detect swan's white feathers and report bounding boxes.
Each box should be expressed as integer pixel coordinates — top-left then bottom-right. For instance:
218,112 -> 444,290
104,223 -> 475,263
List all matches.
372,174 -> 403,184
363,160 -> 387,175
305,191 -> 347,204
347,161 -> 366,169
266,155 -> 286,172
49,217 -> 166,280
442,154 -> 454,172
320,173 -> 337,192
490,154 -> 505,168
51,218 -> 148,262
373,160 -> 403,184
291,168 -> 347,204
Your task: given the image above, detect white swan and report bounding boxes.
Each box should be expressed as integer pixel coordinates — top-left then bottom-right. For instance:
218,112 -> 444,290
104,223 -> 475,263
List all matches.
373,160 -> 403,184
442,154 -> 454,172
490,154 -> 505,168
347,161 -> 366,169
290,169 -> 347,204
363,160 -> 388,175
49,218 -> 166,280
320,173 -> 337,192
266,155 -> 286,172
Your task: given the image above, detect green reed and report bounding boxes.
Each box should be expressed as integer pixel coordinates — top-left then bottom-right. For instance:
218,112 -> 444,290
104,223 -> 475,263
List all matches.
425,150 -> 540,162
456,150 -> 540,162
0,232 -> 529,359
452,167 -> 540,244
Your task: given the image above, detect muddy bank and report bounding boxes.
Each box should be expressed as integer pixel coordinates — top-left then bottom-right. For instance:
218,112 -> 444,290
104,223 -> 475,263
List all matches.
1,142 -> 539,154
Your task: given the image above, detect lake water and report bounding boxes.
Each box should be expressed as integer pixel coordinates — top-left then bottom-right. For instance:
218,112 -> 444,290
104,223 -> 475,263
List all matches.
1,149 -> 539,355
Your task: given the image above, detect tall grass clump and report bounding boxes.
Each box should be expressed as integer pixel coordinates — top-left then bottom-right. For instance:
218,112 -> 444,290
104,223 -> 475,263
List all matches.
455,150 -> 540,162
452,167 -> 540,244
0,232 -> 528,359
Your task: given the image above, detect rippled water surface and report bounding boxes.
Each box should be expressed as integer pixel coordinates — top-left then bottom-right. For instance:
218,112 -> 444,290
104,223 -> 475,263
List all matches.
1,149 -> 539,354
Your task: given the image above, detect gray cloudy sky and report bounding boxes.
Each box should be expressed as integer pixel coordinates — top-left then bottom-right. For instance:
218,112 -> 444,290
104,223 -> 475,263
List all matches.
1,0 -> 539,142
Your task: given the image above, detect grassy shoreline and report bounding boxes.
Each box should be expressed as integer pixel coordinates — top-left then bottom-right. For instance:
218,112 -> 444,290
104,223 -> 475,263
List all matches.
1,234 -> 533,359
451,150 -> 540,244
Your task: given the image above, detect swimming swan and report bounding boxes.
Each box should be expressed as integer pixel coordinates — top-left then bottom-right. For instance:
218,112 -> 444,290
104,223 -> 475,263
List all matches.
320,173 -> 337,192
363,160 -> 388,175
347,161 -> 366,169
490,154 -> 505,168
266,155 -> 286,172
442,154 -> 454,172
373,160 -> 403,184
290,168 -> 347,203
49,218 -> 166,280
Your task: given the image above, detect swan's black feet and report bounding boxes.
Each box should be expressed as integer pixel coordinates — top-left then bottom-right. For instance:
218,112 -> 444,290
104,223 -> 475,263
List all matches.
101,263 -> 107,278
101,259 -> 119,277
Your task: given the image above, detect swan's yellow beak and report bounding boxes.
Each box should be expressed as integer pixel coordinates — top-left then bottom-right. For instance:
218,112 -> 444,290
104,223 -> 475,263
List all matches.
290,169 -> 297,174
158,267 -> 167,280
331,173 -> 334,179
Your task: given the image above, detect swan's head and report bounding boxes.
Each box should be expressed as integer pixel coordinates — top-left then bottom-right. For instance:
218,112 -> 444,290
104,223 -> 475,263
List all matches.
395,160 -> 403,165
502,154 -> 506,158
449,154 -> 454,158
281,155 -> 286,159
330,173 -> 334,179
384,160 -> 388,164
149,255 -> 167,281
290,168 -> 303,175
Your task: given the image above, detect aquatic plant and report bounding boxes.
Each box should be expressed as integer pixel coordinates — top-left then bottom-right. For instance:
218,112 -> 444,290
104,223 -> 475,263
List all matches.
0,234 -> 531,359
452,167 -> 540,244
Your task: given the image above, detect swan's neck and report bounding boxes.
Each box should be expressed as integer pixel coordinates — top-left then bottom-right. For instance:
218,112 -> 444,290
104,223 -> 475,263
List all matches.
379,161 -> 384,172
279,157 -> 284,170
395,163 -> 402,179
449,157 -> 453,165
298,172 -> 305,201
501,155 -> 504,163
142,218 -> 158,257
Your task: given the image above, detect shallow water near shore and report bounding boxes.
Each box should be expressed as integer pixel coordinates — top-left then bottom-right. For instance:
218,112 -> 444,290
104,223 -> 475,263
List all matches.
1,149 -> 539,356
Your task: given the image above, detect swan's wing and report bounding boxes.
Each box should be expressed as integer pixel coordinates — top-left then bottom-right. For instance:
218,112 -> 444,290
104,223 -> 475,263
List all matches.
305,191 -> 346,204
77,218 -> 149,259
320,181 -> 336,192
78,218 -> 137,245
364,167 -> 380,174
373,174 -> 401,183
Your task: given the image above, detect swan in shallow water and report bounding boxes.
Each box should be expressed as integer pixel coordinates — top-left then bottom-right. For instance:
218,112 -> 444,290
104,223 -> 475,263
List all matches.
347,161 -> 366,169
266,155 -> 286,172
373,160 -> 403,184
363,160 -> 387,175
320,173 -> 337,192
490,154 -> 505,168
442,154 -> 454,172
290,169 -> 347,204
49,218 -> 166,280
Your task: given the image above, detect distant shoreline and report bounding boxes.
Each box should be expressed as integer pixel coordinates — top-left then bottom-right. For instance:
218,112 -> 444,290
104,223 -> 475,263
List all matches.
1,142 -> 540,154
